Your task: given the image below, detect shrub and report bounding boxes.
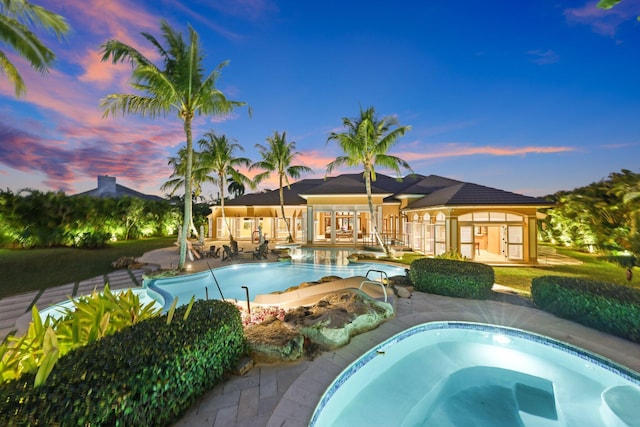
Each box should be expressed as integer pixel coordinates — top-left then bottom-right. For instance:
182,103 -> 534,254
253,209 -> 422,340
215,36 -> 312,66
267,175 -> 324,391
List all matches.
0,299 -> 244,426
409,258 -> 494,299
531,276 -> 640,343
598,254 -> 637,268
0,285 -> 162,385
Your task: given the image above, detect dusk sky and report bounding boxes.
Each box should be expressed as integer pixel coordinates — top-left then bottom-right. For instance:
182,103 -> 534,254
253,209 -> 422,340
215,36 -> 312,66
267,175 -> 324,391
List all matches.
1,0 -> 639,199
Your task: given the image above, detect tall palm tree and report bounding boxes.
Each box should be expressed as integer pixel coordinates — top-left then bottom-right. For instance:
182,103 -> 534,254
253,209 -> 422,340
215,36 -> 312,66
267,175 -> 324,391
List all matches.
327,106 -> 412,255
252,131 -> 312,243
0,0 -> 68,97
198,131 -> 252,240
161,147 -> 213,238
100,20 -> 247,270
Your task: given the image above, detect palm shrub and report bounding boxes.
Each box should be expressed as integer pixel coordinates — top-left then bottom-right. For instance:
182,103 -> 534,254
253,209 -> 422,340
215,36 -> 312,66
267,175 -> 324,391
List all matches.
0,300 -> 244,426
409,258 -> 494,299
0,285 -> 161,386
531,276 -> 640,342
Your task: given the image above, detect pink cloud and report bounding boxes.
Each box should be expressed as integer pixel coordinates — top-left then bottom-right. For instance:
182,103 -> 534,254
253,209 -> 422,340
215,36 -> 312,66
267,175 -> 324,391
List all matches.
564,1 -> 640,36
396,143 -> 575,162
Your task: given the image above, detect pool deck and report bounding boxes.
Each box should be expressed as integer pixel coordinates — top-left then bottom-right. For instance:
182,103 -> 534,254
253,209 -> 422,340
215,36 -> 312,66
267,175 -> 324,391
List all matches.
2,242 -> 640,426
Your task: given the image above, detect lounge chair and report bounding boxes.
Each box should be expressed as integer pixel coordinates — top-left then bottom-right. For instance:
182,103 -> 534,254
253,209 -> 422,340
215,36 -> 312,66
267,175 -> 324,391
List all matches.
253,241 -> 269,260
222,244 -> 238,261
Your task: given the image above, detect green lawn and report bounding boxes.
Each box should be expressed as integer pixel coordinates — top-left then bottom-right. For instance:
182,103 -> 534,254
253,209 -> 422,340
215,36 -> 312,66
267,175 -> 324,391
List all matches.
0,239 -> 636,300
0,237 -> 175,299
395,245 -> 638,296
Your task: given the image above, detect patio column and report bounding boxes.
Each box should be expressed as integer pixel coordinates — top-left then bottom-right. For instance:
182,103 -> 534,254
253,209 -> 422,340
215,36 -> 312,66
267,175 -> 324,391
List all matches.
445,213 -> 458,253
527,214 -> 538,263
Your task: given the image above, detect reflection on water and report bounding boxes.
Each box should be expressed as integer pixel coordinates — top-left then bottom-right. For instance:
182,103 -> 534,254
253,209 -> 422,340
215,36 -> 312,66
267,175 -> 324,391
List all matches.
290,247 -> 355,265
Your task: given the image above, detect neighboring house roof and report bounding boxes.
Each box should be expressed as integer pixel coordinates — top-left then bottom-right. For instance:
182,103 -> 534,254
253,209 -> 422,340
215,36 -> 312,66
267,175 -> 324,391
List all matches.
73,176 -> 164,202
218,172 -> 550,209
407,181 -> 551,209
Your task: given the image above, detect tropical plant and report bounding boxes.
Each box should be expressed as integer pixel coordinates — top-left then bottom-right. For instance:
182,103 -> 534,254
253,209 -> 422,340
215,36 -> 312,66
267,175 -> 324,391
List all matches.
0,285 -> 162,386
0,0 -> 69,96
161,147 -> 212,238
251,131 -> 312,242
540,169 -> 640,255
327,106 -> 412,254
199,131 -> 253,240
100,20 -> 248,270
227,175 -> 246,198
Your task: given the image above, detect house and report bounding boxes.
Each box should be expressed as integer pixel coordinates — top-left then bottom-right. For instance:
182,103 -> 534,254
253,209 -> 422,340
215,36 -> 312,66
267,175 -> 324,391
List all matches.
207,173 -> 553,264
73,175 -> 164,201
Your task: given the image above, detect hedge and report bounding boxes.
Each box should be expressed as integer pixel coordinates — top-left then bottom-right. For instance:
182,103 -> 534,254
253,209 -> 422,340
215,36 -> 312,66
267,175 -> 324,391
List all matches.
0,299 -> 244,426
409,258 -> 494,299
531,275 -> 640,343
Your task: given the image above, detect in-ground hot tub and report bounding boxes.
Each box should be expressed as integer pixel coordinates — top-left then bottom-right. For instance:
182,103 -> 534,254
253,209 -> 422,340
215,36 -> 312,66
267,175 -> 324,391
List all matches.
311,322 -> 640,426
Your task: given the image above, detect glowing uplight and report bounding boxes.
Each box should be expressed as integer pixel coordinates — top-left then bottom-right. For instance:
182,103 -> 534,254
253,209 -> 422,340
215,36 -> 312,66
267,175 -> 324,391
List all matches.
492,334 -> 511,345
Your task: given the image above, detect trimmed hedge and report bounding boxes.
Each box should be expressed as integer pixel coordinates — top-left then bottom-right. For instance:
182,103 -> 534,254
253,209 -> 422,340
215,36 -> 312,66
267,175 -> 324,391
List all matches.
409,258 -> 494,299
531,275 -> 640,343
0,299 -> 244,426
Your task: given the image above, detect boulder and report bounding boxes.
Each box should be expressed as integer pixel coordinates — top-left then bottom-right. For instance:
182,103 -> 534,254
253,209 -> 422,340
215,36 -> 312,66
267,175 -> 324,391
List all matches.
244,316 -> 304,362
284,291 -> 393,350
395,285 -> 412,298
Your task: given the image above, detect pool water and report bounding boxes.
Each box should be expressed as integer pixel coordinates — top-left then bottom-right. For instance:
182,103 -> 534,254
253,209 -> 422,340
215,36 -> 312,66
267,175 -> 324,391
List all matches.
144,261 -> 405,310
311,322 -> 640,427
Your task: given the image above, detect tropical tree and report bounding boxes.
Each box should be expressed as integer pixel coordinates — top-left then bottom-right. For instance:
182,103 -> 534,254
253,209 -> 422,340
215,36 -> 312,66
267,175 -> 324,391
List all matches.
99,20 -> 247,270
161,147 -> 212,238
251,131 -> 312,243
0,0 -> 69,96
227,176 -> 246,198
327,106 -> 412,255
198,131 -> 253,240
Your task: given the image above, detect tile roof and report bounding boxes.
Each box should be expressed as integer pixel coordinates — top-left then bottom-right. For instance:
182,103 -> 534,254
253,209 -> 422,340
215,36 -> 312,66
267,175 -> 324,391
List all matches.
219,173 -> 551,208
407,181 -> 552,208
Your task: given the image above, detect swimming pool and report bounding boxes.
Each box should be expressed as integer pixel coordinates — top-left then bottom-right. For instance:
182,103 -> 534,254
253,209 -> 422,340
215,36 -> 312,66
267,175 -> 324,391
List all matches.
311,322 -> 640,426
143,261 -> 405,310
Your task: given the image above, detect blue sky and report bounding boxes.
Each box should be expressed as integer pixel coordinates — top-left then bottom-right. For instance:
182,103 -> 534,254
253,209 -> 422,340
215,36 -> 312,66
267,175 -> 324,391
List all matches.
1,0 -> 639,198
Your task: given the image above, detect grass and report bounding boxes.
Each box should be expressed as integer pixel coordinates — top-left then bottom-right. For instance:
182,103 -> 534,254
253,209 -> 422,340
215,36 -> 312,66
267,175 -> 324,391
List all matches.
0,237 -> 175,299
0,239 -> 636,300
393,245 -> 638,296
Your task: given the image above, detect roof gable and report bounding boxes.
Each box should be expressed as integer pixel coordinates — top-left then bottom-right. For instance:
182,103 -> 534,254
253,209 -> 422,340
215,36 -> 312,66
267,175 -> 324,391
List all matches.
408,182 -> 551,208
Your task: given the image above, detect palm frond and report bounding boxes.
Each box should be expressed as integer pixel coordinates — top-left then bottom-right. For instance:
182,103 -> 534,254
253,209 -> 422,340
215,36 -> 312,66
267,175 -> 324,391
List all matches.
99,94 -> 170,118
0,49 -> 25,96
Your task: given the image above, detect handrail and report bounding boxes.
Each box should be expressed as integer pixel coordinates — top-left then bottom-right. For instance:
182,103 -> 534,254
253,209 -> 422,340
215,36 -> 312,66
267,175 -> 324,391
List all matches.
359,280 -> 388,303
365,269 -> 389,285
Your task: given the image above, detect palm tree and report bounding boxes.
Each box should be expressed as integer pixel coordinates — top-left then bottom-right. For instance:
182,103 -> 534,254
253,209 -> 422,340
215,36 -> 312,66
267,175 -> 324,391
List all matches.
161,147 -> 213,238
327,106 -> 412,255
227,176 -> 246,198
198,131 -> 253,240
252,131 -> 312,243
100,20 -> 247,270
1,0 -> 69,97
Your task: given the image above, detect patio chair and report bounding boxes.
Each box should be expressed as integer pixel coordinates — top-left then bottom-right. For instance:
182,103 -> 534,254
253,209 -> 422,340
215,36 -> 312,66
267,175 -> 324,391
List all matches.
230,239 -> 243,255
204,245 -> 216,258
222,244 -> 238,261
253,241 -> 269,260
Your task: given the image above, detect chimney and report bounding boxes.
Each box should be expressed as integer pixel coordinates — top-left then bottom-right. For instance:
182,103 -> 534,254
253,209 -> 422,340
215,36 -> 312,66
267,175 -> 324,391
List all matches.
97,175 -> 116,195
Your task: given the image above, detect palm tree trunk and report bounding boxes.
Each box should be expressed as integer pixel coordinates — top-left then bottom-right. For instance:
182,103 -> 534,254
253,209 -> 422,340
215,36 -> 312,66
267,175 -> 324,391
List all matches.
219,171 -> 232,240
280,174 -> 293,243
179,117 -> 194,270
365,171 -> 389,255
